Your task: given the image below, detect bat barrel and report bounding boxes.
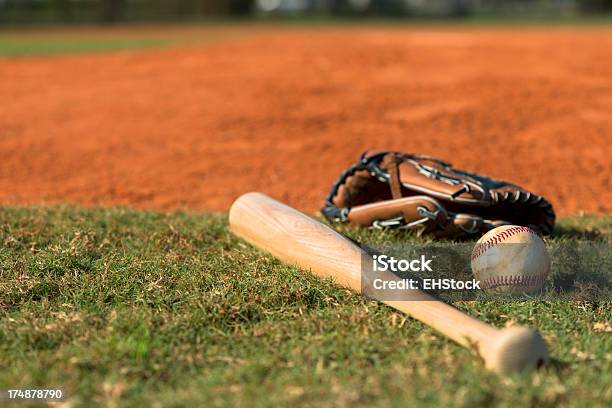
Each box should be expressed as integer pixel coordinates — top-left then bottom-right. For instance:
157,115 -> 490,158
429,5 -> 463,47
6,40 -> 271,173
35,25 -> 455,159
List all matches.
229,192 -> 364,290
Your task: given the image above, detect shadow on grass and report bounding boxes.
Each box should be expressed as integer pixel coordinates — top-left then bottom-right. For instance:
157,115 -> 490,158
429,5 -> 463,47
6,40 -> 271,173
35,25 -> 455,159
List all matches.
548,357 -> 571,373
551,225 -> 606,241
548,241 -> 611,300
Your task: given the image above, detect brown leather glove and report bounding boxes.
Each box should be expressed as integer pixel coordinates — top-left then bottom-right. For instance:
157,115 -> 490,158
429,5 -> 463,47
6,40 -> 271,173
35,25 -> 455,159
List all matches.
321,151 -> 555,238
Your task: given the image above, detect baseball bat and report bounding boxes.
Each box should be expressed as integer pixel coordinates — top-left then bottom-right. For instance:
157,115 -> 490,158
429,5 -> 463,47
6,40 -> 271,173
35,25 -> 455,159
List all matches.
229,192 -> 549,374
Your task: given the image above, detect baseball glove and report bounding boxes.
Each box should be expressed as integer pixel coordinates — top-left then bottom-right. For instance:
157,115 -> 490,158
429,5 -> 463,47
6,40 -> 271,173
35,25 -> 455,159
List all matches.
322,151 -> 555,238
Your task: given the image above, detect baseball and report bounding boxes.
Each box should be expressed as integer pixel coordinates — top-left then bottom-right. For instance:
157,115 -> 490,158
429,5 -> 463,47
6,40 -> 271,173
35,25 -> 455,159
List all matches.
471,225 -> 550,294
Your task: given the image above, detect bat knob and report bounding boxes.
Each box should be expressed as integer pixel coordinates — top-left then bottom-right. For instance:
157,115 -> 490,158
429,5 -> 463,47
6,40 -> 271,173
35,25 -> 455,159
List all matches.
483,327 -> 549,374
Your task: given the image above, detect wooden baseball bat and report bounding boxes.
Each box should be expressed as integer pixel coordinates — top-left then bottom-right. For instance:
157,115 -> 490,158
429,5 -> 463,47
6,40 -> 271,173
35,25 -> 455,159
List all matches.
229,192 -> 549,374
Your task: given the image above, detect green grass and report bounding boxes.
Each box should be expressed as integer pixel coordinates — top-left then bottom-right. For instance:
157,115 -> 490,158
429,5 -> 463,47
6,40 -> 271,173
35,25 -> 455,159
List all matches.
2,15 -> 612,57
0,25 -> 241,57
0,37 -> 175,57
253,13 -> 612,28
0,206 -> 610,407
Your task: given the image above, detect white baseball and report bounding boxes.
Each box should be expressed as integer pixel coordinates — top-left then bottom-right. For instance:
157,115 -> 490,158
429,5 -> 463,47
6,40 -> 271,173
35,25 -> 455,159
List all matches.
471,225 -> 550,294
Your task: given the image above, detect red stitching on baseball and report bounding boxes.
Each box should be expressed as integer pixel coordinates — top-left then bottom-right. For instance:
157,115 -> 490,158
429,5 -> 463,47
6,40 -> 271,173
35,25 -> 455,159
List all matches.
471,226 -> 539,261
480,273 -> 548,289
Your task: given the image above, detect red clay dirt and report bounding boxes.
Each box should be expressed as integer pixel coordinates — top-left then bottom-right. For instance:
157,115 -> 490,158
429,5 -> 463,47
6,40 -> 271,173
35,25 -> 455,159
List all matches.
1,26 -> 611,216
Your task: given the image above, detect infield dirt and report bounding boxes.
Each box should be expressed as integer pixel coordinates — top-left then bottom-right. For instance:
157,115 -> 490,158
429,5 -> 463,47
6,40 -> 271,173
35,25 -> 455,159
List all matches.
1,26 -> 611,215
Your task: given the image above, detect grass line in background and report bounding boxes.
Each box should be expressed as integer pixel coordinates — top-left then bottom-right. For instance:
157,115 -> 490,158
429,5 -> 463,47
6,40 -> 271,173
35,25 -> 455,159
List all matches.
0,25 -> 246,57
2,17 -> 612,57
0,206 -> 610,406
0,37 -> 176,56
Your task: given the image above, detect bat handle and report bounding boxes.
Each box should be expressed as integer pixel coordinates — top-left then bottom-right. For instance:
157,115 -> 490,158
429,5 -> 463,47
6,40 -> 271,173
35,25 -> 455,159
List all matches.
480,327 -> 549,374
387,300 -> 549,373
